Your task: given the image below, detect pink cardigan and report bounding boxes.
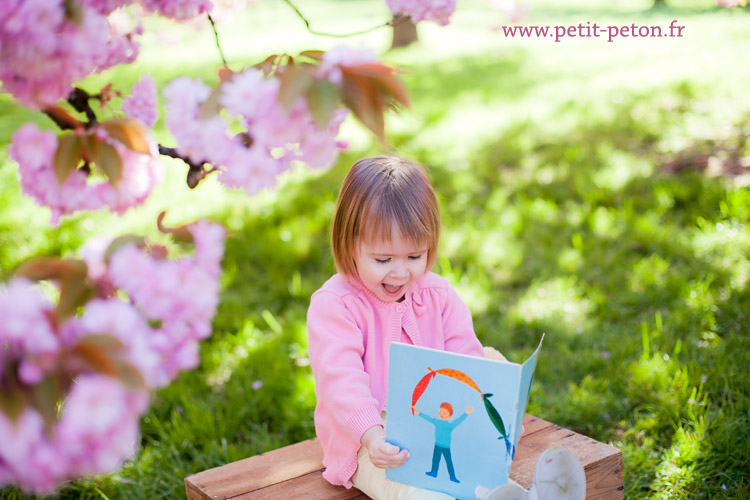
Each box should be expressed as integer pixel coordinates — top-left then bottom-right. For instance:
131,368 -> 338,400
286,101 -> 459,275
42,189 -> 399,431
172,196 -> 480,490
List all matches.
307,272 -> 484,488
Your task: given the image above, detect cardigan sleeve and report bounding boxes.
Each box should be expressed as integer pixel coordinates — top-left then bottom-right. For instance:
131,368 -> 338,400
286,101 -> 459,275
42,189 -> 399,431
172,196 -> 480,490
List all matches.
441,285 -> 485,357
307,290 -> 383,443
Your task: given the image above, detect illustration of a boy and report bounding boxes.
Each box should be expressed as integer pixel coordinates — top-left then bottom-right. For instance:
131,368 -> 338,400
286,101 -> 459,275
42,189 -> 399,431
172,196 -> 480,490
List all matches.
410,402 -> 473,483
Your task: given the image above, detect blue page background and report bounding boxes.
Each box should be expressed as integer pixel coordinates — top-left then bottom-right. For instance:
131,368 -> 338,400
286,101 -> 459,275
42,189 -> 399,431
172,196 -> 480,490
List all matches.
385,343 -> 523,500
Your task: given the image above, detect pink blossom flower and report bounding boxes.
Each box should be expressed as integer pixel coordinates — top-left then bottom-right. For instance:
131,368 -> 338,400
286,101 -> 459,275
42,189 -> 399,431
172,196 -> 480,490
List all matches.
55,374 -> 149,477
122,74 -> 158,127
298,109 -> 349,168
165,69 -> 347,195
385,0 -> 456,25
0,224 -> 225,493
219,68 -> 280,119
80,0 -> 131,15
0,0 -> 139,108
100,29 -> 142,68
0,408 -> 66,495
0,279 -> 60,385
9,123 -> 163,224
104,220 -> 225,384
489,0 -> 529,23
76,299 -> 163,388
140,0 -> 214,20
716,0 -> 741,6
0,278 -> 58,355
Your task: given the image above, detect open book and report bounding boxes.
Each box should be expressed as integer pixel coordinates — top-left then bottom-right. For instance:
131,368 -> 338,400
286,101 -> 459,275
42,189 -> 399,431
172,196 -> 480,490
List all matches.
384,335 -> 544,500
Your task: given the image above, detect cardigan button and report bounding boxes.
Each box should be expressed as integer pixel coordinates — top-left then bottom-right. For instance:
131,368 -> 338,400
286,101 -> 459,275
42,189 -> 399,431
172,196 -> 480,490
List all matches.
396,305 -> 405,313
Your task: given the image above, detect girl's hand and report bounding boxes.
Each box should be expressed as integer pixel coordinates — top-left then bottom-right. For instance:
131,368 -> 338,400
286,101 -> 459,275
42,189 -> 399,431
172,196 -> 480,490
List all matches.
360,425 -> 410,469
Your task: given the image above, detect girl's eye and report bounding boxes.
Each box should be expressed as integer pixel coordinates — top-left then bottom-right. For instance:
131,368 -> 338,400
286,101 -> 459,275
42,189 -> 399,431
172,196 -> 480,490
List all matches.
375,258 -> 390,264
408,254 -> 423,260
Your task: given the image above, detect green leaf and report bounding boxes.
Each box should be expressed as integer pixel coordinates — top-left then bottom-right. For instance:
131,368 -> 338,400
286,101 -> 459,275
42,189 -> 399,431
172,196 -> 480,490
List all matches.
199,85 -> 224,121
31,377 -> 61,429
254,55 -> 280,77
63,0 -> 84,24
114,359 -> 147,388
307,80 -> 339,130
73,336 -> 146,388
15,257 -> 86,283
0,390 -> 26,424
344,63 -> 410,109
299,50 -> 324,62
80,132 -> 100,164
95,141 -> 123,187
103,234 -> 147,263
53,134 -> 82,185
340,73 -> 384,142
100,118 -> 152,155
14,257 -> 92,320
73,335 -> 124,377
57,274 -> 95,321
279,64 -> 315,112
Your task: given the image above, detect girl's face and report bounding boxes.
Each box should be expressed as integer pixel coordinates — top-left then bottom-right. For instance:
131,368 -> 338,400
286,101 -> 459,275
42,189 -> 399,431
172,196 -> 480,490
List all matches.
354,230 -> 429,302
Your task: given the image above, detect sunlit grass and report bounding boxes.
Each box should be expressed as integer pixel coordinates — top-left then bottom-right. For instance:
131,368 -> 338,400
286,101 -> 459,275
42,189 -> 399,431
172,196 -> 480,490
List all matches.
2,0 -> 750,499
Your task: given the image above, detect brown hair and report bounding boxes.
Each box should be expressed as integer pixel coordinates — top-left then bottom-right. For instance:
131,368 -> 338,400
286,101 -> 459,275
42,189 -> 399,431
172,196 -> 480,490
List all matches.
440,402 -> 453,416
331,156 -> 441,278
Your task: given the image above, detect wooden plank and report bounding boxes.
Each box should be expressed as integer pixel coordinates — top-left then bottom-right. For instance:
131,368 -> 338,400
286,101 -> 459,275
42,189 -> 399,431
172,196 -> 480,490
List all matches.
232,470 -> 363,500
509,421 -> 624,500
185,439 -> 326,500
519,413 -> 554,437
185,415 -> 623,500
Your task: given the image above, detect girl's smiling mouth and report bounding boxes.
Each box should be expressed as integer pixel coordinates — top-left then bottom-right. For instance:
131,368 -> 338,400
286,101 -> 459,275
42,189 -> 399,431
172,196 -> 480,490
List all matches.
382,283 -> 405,296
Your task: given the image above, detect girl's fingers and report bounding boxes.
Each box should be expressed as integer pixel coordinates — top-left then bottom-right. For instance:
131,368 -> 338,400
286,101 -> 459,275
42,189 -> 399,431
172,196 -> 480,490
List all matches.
371,448 -> 410,468
381,442 -> 400,455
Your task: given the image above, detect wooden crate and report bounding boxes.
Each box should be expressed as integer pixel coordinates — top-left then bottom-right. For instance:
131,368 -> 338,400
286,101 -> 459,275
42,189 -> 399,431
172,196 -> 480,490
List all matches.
185,414 -> 623,500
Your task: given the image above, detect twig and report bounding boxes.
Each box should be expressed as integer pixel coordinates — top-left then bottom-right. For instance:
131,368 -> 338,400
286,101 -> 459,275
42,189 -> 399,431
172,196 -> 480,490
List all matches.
67,88 -> 98,127
158,145 -> 218,189
207,13 -> 229,69
43,109 -> 76,131
280,0 -> 408,38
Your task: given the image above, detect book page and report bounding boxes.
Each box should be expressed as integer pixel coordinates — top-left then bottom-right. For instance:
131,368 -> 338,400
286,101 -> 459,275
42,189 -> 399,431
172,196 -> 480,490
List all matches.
385,343 -> 524,499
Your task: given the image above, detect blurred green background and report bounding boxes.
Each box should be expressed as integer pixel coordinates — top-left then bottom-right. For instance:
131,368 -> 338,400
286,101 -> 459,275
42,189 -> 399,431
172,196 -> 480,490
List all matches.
1,0 -> 749,498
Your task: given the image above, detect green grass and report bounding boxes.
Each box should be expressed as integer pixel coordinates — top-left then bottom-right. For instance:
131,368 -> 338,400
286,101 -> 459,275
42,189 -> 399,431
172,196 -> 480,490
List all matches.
2,0 -> 750,498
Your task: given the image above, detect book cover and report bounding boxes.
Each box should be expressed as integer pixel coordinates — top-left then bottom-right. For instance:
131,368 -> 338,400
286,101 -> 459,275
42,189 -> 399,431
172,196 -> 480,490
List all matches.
384,336 -> 544,500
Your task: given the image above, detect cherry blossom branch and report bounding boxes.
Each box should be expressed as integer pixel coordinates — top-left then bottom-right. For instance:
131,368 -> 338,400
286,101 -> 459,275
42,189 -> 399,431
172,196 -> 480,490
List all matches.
43,87 -> 219,189
207,13 -> 229,69
43,109 -> 76,131
67,88 -> 98,127
157,145 -> 219,189
280,0 -> 409,37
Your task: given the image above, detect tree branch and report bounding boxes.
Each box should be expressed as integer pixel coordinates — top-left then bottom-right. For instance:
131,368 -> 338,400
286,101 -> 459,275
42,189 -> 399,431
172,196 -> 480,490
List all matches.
158,145 -> 218,189
207,13 -> 229,69
67,88 -> 98,127
280,0 -> 408,38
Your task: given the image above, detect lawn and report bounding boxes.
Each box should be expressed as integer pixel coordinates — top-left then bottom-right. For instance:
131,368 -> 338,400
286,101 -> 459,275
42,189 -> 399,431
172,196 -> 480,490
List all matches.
1,0 -> 749,498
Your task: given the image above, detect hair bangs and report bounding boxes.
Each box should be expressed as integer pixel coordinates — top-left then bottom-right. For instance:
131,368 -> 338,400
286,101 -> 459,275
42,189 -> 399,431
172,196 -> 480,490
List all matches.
359,187 -> 432,250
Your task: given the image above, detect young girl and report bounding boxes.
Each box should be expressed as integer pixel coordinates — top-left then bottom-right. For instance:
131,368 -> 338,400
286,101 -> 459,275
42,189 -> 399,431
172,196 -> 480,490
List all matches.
307,156 -> 487,499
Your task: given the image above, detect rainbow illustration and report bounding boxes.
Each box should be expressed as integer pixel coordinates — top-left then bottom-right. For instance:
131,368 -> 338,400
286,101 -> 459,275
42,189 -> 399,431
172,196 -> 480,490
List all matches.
411,367 -> 514,457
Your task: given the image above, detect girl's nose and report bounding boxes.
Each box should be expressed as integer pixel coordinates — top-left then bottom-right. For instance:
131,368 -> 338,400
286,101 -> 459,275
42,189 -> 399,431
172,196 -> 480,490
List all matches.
390,262 -> 408,278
